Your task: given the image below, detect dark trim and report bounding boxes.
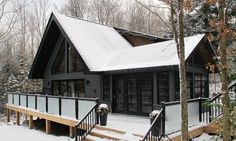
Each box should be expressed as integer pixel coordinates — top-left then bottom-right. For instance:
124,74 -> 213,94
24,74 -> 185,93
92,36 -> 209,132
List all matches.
164,98 -> 200,106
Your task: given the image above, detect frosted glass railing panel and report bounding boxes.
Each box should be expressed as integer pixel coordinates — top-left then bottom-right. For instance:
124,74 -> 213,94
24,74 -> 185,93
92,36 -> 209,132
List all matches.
28,96 -> 35,109
165,101 -> 200,134
48,97 -> 59,115
37,97 -> 46,112
13,95 -> 19,106
78,100 -> 96,119
61,99 -> 75,119
20,95 -> 26,107
188,101 -> 200,126
7,94 -> 13,104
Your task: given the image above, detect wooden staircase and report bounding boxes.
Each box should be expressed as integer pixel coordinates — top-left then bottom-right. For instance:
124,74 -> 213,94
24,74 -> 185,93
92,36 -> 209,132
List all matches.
83,125 -> 143,141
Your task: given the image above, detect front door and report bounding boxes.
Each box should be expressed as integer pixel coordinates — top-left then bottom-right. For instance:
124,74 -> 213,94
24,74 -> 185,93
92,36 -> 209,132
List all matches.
113,74 -> 153,115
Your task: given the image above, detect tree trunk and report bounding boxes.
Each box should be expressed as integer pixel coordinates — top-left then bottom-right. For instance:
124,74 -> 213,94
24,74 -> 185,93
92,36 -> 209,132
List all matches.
219,0 -> 230,140
177,0 -> 189,140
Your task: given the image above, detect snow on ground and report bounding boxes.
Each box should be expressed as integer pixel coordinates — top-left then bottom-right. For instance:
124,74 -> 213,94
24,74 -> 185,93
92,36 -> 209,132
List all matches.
0,122 -> 73,141
193,133 -> 223,141
106,114 -> 150,135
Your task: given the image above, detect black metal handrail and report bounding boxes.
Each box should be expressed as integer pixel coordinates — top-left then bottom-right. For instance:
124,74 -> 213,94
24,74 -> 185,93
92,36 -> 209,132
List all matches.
75,99 -> 99,141
141,109 -> 164,141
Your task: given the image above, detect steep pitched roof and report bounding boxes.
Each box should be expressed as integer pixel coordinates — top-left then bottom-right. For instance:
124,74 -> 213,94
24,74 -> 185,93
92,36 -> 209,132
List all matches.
29,13 -> 215,78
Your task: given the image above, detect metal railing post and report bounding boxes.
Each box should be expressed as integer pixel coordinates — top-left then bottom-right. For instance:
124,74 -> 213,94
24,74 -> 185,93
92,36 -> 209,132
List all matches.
95,98 -> 99,124
46,95 -> 48,112
19,94 -> 21,106
26,94 -> 28,108
59,96 -> 62,116
199,97 -> 202,122
161,102 -> 165,136
35,95 -> 37,110
75,98 -> 78,120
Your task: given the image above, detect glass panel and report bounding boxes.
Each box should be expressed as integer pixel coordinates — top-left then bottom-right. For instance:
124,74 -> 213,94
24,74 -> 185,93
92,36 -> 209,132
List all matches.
61,81 -> 68,96
7,94 -> 13,104
127,79 -> 137,113
141,78 -> 152,114
20,95 -> 27,107
37,97 -> 46,112
48,97 -> 59,115
114,78 -> 125,112
78,100 -> 96,119
28,95 -> 35,109
158,71 -> 169,103
52,81 -> 60,96
68,44 -> 83,72
68,81 -> 76,97
75,80 -> 85,97
165,101 -> 200,134
103,75 -> 110,101
14,94 -> 19,106
61,98 -> 76,119
52,40 -> 65,74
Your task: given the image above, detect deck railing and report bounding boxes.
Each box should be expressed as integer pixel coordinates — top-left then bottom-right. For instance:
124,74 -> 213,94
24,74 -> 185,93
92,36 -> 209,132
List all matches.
140,108 -> 165,141
200,93 -> 222,123
6,92 -> 98,120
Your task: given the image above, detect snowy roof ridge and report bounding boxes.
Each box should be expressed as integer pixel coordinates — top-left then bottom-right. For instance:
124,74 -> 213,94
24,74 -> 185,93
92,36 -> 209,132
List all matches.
54,12 -> 206,72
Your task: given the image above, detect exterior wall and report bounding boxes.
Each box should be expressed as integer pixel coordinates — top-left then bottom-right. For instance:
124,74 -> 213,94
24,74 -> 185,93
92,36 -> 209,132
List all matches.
43,35 -> 102,99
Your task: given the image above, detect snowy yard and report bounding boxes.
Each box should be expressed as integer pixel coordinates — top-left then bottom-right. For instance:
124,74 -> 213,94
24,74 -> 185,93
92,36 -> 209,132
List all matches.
0,123 -> 73,141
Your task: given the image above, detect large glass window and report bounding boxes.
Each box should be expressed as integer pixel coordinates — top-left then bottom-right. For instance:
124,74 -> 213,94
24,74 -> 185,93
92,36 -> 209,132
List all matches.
175,72 -> 194,100
52,40 -> 83,74
158,71 -> 169,104
103,75 -> 110,101
52,80 -> 85,97
52,40 -> 65,74
68,44 -> 83,73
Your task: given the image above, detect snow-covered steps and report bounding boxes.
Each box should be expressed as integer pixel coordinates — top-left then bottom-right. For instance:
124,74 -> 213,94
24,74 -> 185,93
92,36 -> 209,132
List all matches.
84,125 -> 143,141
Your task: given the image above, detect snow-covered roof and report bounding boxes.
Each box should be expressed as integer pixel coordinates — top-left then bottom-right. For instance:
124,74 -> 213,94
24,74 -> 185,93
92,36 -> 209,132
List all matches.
54,13 -> 133,71
105,34 -> 205,71
54,13 -> 206,72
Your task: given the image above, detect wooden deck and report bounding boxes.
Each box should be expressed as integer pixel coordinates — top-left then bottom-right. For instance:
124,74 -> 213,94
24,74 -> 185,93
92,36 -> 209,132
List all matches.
6,104 -> 79,137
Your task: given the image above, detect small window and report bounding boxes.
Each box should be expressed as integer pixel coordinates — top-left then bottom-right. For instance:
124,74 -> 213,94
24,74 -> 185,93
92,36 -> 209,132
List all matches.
103,75 -> 110,101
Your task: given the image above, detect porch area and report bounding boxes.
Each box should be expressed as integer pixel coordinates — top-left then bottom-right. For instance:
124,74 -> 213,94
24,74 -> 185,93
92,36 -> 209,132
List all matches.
5,92 -> 222,141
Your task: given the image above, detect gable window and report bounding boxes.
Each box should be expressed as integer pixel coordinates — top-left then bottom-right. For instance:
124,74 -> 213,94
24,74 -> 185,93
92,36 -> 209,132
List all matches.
52,40 -> 83,75
52,40 -> 65,74
68,44 -> 83,73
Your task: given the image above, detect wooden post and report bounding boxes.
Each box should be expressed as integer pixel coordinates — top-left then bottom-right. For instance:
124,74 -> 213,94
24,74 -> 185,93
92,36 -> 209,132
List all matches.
69,126 -> 75,138
45,120 -> 51,134
29,115 -> 33,129
7,109 -> 10,123
16,112 -> 20,125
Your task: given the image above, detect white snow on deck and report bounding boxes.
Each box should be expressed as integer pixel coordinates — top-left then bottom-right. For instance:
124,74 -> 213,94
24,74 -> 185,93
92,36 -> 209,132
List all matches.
54,12 -> 206,72
106,114 -> 150,135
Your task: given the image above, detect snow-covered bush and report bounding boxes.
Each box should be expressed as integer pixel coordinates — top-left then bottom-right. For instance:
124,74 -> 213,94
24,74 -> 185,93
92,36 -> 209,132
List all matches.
97,104 -> 109,114
150,110 -> 160,117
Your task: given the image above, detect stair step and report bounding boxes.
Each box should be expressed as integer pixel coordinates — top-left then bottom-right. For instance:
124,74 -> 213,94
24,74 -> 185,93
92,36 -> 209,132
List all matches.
84,125 -> 143,141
